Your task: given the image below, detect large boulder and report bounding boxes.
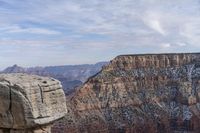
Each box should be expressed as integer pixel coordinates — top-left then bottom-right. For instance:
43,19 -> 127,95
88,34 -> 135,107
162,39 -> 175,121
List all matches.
0,73 -> 67,132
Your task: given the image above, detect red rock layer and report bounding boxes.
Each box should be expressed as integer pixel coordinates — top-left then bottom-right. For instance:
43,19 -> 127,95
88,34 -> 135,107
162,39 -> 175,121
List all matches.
52,53 -> 200,133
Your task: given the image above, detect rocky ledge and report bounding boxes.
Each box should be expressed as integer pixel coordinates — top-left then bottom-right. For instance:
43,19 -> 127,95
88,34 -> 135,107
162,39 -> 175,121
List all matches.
0,73 -> 67,133
53,53 -> 200,133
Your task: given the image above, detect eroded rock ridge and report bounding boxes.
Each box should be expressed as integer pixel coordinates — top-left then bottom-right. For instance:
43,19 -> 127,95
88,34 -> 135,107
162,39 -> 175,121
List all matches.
53,53 -> 200,133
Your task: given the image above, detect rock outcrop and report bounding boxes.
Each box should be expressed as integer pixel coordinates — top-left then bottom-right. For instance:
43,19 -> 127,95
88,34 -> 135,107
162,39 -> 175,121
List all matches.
53,53 -> 200,133
0,73 -> 67,133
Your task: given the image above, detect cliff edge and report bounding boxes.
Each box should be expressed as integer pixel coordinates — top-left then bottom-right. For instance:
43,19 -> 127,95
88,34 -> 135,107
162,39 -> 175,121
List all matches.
53,53 -> 200,133
0,73 -> 67,133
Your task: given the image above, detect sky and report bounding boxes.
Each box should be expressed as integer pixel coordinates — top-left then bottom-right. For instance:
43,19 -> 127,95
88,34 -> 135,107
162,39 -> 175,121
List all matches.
0,0 -> 200,69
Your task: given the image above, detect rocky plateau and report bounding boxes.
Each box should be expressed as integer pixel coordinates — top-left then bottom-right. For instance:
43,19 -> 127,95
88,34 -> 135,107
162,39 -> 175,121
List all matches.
52,53 -> 200,133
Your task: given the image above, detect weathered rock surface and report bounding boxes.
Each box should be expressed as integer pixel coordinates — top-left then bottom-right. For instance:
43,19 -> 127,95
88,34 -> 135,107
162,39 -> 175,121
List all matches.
52,53 -> 200,133
0,73 -> 67,132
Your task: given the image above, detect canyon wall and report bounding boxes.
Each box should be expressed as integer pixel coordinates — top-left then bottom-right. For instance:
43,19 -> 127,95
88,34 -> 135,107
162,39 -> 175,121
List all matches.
0,73 -> 67,133
53,53 -> 200,133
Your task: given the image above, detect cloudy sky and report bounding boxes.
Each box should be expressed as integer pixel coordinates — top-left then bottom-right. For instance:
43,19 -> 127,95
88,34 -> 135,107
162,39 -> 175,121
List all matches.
0,0 -> 200,69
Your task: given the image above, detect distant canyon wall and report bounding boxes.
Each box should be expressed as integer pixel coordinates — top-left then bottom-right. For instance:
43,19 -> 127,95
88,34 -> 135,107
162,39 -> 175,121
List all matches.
53,53 -> 200,133
1,62 -> 107,95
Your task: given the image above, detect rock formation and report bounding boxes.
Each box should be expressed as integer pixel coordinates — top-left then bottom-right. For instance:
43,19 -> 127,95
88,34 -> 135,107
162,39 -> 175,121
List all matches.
52,53 -> 200,133
0,73 -> 67,133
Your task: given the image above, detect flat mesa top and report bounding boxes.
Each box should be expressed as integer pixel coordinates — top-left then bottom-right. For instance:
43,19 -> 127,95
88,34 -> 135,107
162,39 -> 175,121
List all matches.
0,73 -> 58,86
118,52 -> 200,57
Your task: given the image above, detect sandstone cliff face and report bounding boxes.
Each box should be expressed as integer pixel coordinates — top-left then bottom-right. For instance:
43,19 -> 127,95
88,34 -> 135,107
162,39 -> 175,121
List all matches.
0,73 -> 67,133
52,53 -> 200,133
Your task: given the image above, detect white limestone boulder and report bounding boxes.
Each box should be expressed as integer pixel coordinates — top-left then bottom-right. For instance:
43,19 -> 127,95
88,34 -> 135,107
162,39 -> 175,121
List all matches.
0,73 -> 67,131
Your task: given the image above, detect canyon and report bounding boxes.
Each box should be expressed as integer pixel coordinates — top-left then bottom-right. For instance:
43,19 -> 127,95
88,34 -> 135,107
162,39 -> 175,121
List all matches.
52,53 -> 200,133
1,53 -> 200,133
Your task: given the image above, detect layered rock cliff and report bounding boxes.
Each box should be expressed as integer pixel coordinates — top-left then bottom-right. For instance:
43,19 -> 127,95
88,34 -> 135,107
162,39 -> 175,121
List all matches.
0,73 -> 67,133
53,53 -> 200,133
